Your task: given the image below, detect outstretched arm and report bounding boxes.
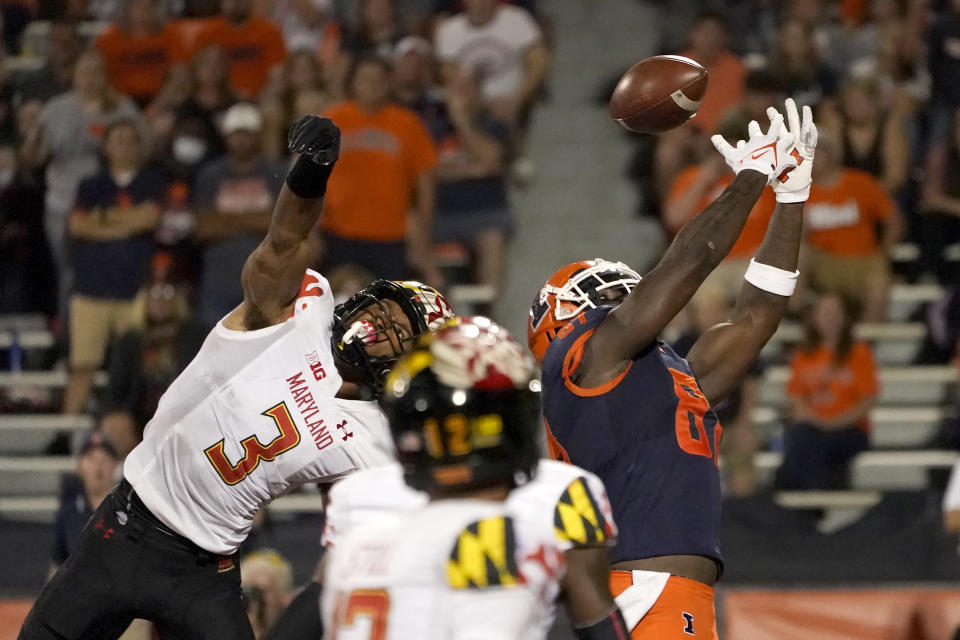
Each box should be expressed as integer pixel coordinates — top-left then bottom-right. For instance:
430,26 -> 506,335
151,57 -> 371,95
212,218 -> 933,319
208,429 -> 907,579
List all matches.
686,200 -> 803,402
582,115 -> 796,385
687,99 -> 817,403
230,116 -> 340,330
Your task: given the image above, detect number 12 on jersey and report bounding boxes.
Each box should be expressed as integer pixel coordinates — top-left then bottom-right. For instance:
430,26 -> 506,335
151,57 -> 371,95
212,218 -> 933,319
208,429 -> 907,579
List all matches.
204,401 -> 302,485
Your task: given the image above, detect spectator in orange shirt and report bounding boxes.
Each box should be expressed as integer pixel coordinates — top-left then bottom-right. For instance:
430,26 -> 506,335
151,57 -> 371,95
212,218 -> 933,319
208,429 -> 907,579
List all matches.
320,55 -> 439,283
653,12 -> 747,204
95,0 -> 187,106
192,0 -> 286,99
803,134 -> 903,321
778,292 -> 879,490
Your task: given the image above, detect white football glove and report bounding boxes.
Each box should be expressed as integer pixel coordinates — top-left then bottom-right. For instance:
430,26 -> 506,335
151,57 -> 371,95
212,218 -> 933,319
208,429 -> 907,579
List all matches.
768,98 -> 817,203
711,113 -> 796,181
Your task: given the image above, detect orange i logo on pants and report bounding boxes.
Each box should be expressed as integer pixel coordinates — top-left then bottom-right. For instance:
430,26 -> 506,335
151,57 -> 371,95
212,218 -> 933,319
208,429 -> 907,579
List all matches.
610,571 -> 719,639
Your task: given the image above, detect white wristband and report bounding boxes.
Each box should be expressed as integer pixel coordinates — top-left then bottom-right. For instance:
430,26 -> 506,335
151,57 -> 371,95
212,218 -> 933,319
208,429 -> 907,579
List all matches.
744,258 -> 799,296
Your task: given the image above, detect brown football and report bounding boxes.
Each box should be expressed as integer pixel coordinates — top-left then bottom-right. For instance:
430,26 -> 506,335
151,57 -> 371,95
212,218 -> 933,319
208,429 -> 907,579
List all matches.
609,55 -> 709,134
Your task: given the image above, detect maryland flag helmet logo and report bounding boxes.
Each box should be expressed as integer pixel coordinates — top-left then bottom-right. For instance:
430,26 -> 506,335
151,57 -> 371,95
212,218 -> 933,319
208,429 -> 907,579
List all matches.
554,477 -> 612,547
446,516 -> 522,590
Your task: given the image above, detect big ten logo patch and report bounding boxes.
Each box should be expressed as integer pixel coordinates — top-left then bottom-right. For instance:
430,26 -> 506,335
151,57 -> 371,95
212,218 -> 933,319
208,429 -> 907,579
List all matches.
554,478 -> 612,547
306,351 -> 326,381
446,516 -> 521,590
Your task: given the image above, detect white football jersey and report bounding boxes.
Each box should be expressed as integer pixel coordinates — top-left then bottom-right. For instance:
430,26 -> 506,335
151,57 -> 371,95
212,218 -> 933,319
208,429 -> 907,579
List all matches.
322,459 -> 617,640
124,270 -> 395,555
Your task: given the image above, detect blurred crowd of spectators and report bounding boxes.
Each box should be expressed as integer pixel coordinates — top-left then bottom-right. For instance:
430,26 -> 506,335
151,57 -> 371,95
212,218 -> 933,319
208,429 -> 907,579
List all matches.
648,0 -> 960,494
637,0 -> 960,323
0,0 -> 551,431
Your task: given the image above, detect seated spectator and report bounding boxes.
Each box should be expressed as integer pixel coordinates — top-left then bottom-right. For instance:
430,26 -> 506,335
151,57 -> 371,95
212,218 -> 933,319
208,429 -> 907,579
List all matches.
768,19 -> 837,110
51,431 -> 119,572
62,119 -> 164,415
820,74 -> 909,196
107,273 -> 192,427
0,142 -> 56,316
260,49 -> 332,158
434,0 -> 549,129
653,12 -> 746,204
777,292 -> 879,490
802,134 -> 903,322
191,0 -> 287,99
434,66 -> 512,306
95,0 -> 186,107
914,286 -> 959,365
919,106 -> 960,284
194,103 -> 284,329
240,549 -> 295,638
11,19 -> 81,103
19,49 -> 144,316
320,56 -> 439,282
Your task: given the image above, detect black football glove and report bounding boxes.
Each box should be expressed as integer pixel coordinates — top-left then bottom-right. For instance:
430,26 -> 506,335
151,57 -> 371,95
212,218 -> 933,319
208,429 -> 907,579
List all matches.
288,116 -> 340,166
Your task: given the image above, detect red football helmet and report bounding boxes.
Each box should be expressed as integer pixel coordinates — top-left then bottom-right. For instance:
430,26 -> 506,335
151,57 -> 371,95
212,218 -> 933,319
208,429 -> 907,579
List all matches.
527,259 -> 642,363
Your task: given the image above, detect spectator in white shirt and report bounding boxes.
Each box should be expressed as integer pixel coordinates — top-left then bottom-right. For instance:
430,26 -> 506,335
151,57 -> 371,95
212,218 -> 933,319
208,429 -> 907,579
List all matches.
434,0 -> 549,128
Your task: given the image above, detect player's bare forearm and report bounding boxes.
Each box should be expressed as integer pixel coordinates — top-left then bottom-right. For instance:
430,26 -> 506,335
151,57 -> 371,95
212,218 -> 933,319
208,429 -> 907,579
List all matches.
591,171 -> 767,366
561,546 -> 616,626
238,116 -> 340,327
688,202 -> 803,403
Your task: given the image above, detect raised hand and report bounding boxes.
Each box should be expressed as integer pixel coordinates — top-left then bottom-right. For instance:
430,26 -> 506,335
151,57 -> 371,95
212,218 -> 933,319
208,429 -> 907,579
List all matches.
710,113 -> 797,181
288,115 -> 341,167
769,98 -> 818,203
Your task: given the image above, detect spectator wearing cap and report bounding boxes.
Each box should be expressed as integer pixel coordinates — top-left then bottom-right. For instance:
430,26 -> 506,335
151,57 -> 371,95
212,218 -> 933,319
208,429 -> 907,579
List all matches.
62,119 -> 165,415
320,55 -> 439,282
802,134 -> 903,322
191,0 -> 287,99
94,0 -> 188,107
19,50 -> 144,316
193,103 -> 285,329
51,431 -> 119,572
393,36 -> 447,142
434,0 -> 549,128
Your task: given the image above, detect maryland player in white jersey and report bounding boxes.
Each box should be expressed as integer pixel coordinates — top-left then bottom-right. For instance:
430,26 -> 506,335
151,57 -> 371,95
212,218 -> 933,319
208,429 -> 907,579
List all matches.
322,318 -> 631,640
19,116 -> 453,640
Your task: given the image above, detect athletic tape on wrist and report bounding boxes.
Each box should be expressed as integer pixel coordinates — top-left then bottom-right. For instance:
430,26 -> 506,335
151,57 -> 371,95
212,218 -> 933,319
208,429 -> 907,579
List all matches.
285,154 -> 334,199
744,258 -> 799,296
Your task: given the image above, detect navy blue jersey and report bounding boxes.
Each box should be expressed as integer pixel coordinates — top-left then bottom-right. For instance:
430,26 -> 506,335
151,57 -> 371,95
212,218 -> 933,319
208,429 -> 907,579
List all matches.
541,306 -> 723,566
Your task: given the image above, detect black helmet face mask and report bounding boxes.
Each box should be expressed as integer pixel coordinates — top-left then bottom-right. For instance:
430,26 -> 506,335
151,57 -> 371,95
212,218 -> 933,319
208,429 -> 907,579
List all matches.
331,280 -> 455,397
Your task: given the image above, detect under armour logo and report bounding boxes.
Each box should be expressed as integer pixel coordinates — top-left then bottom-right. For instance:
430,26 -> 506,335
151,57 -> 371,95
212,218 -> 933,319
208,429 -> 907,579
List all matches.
336,420 -> 353,441
94,518 -> 115,540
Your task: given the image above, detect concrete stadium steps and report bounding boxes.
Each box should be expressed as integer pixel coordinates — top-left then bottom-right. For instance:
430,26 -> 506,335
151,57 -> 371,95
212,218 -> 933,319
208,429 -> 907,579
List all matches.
759,365 -> 957,407
751,407 -> 948,449
762,322 -> 927,365
0,456 -> 74,496
0,415 -> 93,455
753,449 -> 958,491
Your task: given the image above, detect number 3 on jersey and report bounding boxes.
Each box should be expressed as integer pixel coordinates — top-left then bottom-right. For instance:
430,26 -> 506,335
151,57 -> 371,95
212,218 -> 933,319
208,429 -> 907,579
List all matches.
204,402 -> 301,485
667,368 -> 721,464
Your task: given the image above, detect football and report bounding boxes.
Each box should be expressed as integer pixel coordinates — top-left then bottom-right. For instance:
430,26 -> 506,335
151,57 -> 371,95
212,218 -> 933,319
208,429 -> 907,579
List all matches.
609,55 -> 709,134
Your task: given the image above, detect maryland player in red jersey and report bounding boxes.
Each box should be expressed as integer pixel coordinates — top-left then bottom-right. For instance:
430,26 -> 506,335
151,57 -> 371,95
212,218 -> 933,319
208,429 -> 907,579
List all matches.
527,100 -> 818,639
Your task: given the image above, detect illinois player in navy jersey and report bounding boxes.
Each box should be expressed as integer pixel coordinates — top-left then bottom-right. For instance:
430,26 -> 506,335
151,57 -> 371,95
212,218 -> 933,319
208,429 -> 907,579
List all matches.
527,99 -> 818,639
